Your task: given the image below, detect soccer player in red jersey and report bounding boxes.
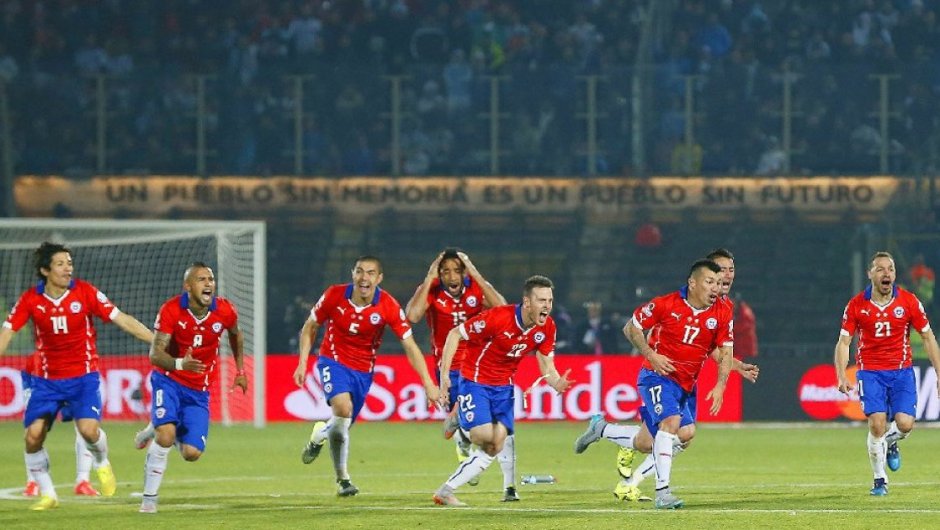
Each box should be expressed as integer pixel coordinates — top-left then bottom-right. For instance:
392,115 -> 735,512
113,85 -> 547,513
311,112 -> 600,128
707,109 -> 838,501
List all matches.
0,242 -> 154,510
405,249 -> 519,499
835,251 -> 940,496
133,262 -> 246,514
432,275 -> 573,507
577,259 -> 733,509
293,255 -> 443,497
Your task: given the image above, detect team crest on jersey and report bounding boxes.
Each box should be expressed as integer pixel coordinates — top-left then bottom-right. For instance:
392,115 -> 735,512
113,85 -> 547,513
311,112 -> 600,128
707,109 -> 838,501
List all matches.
96,291 -> 109,304
324,383 -> 333,393
370,313 -> 381,325
534,331 -> 546,344
894,307 -> 905,318
212,322 -> 223,333
70,301 -> 82,313
156,408 -> 166,419
471,321 -> 486,333
706,318 -> 718,330
643,303 -> 654,317
654,403 -> 663,415
466,296 -> 478,308
465,411 -> 475,422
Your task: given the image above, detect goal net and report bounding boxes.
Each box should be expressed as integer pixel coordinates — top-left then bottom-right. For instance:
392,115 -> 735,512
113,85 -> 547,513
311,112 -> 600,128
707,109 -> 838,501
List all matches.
0,219 -> 266,427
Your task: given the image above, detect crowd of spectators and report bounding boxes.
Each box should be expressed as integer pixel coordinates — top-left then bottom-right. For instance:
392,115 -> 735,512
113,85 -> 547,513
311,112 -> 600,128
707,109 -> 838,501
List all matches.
1,0 -> 939,176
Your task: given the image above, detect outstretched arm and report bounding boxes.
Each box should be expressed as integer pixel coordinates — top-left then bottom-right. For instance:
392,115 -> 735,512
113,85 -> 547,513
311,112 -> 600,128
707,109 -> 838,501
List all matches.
834,334 -> 853,394
112,312 -> 155,344
228,323 -> 247,394
0,327 -> 15,357
920,329 -> 940,398
705,345 -> 733,415
293,316 -> 320,387
402,335 -> 443,407
536,353 -> 573,393
711,347 -> 759,383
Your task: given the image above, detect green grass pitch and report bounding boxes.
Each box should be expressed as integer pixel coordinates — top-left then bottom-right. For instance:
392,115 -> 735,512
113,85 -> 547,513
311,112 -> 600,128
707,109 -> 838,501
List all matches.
1,421 -> 939,528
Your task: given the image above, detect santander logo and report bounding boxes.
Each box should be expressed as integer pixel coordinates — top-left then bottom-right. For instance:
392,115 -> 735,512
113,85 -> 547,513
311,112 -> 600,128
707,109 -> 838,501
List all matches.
797,364 -> 865,420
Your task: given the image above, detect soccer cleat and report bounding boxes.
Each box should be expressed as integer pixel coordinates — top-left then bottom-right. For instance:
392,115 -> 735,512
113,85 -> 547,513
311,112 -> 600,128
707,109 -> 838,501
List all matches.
336,479 -> 359,497
74,480 -> 99,496
443,411 -> 460,440
616,446 -> 636,479
134,424 -> 155,450
574,413 -> 607,454
139,494 -> 158,514
886,442 -> 901,472
502,486 -> 520,502
654,491 -> 684,509
30,495 -> 59,511
870,478 -> 888,496
96,464 -> 117,497
614,481 -> 646,502
301,421 -> 327,464
23,481 -> 39,497
433,487 -> 467,507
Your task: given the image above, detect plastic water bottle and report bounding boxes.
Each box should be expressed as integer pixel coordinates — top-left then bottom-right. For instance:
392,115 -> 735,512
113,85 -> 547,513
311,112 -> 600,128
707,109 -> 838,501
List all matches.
521,474 -> 556,485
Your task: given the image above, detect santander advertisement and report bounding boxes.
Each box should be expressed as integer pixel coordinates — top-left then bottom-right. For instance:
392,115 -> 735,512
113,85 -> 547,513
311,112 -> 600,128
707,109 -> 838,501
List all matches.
797,363 -> 940,420
270,354 -> 743,423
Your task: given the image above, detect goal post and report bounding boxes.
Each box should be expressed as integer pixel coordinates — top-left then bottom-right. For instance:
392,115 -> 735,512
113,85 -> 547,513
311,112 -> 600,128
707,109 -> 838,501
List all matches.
0,219 -> 266,427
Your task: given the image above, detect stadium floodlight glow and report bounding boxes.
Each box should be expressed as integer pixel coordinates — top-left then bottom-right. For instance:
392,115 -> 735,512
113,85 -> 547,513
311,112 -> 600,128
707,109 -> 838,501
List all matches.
0,219 -> 266,427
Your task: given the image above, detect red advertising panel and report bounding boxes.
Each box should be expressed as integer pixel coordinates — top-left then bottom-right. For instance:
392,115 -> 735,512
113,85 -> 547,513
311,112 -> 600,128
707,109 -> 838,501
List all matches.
271,354 -> 743,423
0,355 -> 254,422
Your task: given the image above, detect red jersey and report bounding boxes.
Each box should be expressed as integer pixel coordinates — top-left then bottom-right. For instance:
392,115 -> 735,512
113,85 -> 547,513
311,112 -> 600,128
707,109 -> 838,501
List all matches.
840,285 -> 929,370
633,288 -> 734,392
423,277 -> 487,367
4,279 -> 119,379
154,293 -> 239,391
312,284 -> 413,373
458,304 -> 556,386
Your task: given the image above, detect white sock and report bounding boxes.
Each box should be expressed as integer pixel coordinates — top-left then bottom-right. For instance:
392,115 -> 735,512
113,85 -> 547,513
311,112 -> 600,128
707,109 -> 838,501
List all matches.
85,427 -> 111,468
25,449 -> 56,498
446,447 -> 495,490
143,443 -> 171,496
653,431 -> 679,491
327,416 -> 352,481
602,424 -> 640,449
867,432 -> 887,480
629,453 -> 656,487
312,418 -> 332,444
884,421 -> 909,445
497,435 -> 516,488
75,428 -> 93,483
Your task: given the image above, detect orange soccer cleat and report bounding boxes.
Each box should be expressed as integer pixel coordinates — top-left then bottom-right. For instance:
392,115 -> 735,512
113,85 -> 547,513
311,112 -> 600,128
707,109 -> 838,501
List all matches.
23,481 -> 39,497
74,480 -> 100,496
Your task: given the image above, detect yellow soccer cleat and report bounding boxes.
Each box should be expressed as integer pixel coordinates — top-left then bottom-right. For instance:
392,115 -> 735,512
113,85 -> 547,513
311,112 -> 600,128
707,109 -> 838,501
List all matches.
30,495 -> 59,511
96,464 -> 117,497
616,446 -> 636,480
613,480 -> 651,502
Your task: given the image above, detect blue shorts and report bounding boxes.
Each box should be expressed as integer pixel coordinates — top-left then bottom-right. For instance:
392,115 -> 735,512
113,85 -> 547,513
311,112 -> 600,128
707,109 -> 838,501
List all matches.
316,356 -> 374,423
456,379 -> 515,435
856,368 -> 917,418
150,371 -> 210,451
435,368 -> 461,412
24,372 -> 101,428
637,368 -> 695,437
22,371 -> 75,423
